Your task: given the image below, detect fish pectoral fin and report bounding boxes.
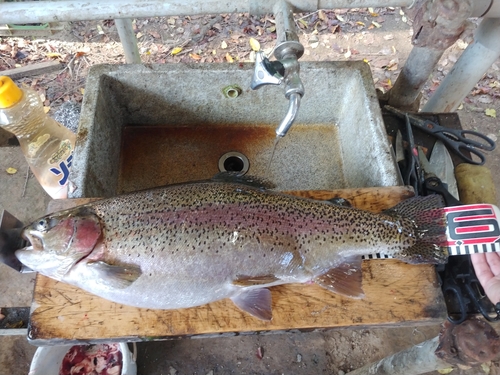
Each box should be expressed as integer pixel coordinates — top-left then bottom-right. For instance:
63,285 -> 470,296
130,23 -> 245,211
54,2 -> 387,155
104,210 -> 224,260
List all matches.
232,274 -> 280,286
314,256 -> 364,299
86,261 -> 142,289
230,288 -> 273,321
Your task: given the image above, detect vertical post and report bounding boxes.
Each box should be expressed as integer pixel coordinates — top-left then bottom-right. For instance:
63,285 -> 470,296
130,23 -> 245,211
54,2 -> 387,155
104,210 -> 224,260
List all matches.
387,0 -> 473,110
115,18 -> 141,64
423,18 -> 500,112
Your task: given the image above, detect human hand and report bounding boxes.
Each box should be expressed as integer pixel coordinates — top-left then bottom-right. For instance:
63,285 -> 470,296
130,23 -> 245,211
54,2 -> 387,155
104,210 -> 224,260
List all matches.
471,252 -> 500,305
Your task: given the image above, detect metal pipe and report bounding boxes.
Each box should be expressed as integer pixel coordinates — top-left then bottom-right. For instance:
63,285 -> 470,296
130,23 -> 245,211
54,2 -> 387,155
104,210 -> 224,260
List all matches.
388,46 -> 444,109
423,17 -> 500,112
387,0 -> 474,109
0,0 -> 414,24
114,18 -> 141,64
0,0 -> 499,24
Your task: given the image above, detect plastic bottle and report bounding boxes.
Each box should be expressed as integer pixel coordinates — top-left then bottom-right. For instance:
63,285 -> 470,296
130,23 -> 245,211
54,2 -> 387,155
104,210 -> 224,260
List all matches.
0,76 -> 76,199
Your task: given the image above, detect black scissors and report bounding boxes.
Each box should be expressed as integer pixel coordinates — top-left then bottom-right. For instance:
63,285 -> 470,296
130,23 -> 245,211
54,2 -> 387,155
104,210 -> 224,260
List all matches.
385,106 -> 496,165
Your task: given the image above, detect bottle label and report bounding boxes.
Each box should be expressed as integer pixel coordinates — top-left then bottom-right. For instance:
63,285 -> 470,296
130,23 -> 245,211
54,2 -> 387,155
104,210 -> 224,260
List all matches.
48,139 -> 73,165
49,153 -> 73,186
28,134 -> 50,157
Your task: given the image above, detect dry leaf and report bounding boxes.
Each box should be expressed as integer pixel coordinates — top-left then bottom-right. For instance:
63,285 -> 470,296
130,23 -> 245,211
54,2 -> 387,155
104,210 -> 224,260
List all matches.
171,47 -> 182,55
489,81 -> 500,88
6,167 -> 17,175
189,53 -> 201,60
80,88 -> 85,95
136,32 -> 143,39
356,21 -> 365,27
46,52 -> 61,58
372,21 -> 382,28
336,14 -> 345,22
298,19 -> 308,28
383,34 -> 394,40
221,40 -> 228,49
456,39 -> 468,49
485,108 -> 497,118
318,10 -> 327,22
43,106 -> 50,113
437,368 -> 454,374
149,31 -> 160,39
344,48 -> 351,59
249,37 -> 260,52
225,53 -> 234,63
96,25 -> 104,35
457,103 -> 464,110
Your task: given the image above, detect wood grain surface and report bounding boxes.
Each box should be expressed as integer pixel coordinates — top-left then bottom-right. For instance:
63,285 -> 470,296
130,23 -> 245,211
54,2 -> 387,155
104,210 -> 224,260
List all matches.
28,186 -> 446,345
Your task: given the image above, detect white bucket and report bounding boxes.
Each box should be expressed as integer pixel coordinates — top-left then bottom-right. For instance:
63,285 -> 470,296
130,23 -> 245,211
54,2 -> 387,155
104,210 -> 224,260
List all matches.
29,342 -> 137,375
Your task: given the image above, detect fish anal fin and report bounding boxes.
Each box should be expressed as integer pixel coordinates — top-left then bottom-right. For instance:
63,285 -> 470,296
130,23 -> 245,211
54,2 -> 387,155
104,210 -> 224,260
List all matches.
86,261 -> 141,289
232,274 -> 280,287
230,288 -> 272,321
314,257 -> 364,299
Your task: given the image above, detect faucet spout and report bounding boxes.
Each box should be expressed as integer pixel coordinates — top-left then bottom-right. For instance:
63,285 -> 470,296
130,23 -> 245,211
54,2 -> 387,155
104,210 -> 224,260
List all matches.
276,93 -> 301,138
249,0 -> 305,138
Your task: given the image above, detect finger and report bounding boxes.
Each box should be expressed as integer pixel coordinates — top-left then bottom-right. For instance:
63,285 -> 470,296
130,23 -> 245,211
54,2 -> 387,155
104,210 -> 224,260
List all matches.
471,253 -> 494,287
485,252 -> 500,275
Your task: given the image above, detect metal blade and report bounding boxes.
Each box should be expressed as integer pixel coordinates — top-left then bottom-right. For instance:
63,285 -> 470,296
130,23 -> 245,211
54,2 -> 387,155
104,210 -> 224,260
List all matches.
0,209 -> 33,273
430,141 -> 459,200
395,130 -> 404,163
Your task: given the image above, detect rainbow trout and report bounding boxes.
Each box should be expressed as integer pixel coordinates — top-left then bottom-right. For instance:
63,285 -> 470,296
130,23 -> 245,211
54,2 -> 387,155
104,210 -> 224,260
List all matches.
16,175 -> 448,320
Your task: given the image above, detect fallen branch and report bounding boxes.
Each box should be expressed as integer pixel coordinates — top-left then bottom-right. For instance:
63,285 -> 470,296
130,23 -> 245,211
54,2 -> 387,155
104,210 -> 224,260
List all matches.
1,60 -> 61,79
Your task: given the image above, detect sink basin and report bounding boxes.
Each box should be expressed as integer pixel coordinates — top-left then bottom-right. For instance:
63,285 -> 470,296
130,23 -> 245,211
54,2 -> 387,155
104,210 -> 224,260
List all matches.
69,62 -> 401,198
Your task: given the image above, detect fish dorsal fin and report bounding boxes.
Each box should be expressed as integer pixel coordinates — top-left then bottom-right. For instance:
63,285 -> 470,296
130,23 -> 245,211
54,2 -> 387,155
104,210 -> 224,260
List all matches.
86,261 -> 142,289
232,274 -> 280,286
314,256 -> 364,299
230,288 -> 273,321
212,172 -> 275,190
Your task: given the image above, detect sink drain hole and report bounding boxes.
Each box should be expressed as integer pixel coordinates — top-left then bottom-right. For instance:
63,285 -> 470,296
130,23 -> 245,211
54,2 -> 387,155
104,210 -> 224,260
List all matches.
218,152 -> 250,174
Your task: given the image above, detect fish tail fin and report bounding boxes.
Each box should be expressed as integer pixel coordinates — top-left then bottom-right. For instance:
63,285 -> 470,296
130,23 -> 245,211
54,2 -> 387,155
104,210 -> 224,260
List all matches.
383,195 -> 448,264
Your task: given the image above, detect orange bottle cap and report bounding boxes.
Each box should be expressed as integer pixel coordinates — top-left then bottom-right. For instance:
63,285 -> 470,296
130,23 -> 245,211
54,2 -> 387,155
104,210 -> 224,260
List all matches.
0,76 -> 23,109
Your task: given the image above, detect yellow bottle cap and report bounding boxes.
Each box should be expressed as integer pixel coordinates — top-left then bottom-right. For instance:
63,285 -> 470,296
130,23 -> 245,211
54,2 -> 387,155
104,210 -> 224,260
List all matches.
0,76 -> 23,109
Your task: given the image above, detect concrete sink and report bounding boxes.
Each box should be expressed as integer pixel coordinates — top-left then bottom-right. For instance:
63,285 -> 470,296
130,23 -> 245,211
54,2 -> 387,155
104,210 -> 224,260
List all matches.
69,62 -> 400,198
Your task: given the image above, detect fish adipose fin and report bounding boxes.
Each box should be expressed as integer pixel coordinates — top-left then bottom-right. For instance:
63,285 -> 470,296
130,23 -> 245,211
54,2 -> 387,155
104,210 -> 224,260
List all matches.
314,256 -> 364,299
232,274 -> 280,286
231,288 -> 272,321
384,195 -> 448,264
86,261 -> 142,289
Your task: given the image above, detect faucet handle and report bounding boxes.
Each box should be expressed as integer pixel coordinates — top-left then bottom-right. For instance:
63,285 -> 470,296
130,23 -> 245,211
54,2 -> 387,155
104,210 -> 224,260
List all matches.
250,51 -> 285,90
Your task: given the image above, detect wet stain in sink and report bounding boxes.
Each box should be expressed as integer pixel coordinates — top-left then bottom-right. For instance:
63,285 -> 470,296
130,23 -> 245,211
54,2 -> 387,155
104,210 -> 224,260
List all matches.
118,124 -> 341,194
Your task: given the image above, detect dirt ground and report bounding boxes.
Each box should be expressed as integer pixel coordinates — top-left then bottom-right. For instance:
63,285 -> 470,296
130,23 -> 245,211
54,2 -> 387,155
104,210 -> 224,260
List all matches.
1,7 -> 500,375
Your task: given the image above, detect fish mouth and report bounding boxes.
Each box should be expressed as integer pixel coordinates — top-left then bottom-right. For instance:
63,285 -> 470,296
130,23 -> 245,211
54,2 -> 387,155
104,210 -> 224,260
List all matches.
22,230 -> 44,251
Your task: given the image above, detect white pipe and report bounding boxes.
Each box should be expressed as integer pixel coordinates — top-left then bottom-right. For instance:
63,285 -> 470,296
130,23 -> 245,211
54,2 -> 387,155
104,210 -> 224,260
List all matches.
422,18 -> 500,113
115,19 -> 141,64
0,0 -> 416,24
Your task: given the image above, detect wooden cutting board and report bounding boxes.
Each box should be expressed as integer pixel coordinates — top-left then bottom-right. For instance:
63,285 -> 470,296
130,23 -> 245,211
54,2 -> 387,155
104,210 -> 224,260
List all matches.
28,186 -> 446,345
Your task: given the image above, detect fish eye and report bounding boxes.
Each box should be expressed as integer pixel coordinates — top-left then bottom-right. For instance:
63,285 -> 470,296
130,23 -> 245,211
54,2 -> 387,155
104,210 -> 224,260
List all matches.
36,219 -> 49,232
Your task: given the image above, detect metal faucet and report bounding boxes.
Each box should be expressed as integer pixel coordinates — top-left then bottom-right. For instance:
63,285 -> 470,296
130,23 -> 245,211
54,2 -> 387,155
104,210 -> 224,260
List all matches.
250,0 -> 304,138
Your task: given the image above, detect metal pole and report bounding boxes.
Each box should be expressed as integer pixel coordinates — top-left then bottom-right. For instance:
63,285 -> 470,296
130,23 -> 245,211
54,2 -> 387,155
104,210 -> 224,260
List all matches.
387,0 -> 474,110
388,46 -> 444,109
423,17 -> 500,112
0,0 -> 433,24
115,18 -> 141,64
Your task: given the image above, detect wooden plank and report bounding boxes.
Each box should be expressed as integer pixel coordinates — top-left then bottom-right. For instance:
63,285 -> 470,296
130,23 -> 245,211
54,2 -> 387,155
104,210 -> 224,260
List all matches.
1,61 -> 61,79
28,186 -> 446,345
